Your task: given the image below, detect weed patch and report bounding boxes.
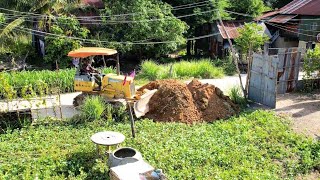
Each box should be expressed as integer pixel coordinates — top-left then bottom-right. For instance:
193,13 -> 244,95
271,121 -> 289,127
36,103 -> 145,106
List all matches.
0,67 -> 115,99
0,111 -> 319,179
138,59 -> 224,80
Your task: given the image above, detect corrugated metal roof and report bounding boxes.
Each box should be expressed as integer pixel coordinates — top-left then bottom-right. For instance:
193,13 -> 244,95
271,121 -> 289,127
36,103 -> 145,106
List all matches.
217,21 -> 243,39
284,0 -> 320,15
216,21 -> 271,39
256,0 -> 320,21
269,15 -> 298,23
256,11 -> 279,20
258,0 -> 320,20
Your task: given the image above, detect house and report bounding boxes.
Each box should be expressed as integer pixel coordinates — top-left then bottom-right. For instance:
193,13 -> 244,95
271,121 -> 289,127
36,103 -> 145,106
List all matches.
257,0 -> 320,49
195,21 -> 271,58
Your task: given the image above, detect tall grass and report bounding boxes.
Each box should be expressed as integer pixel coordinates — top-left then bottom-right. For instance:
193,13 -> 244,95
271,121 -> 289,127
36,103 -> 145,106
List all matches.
228,86 -> 247,108
79,96 -> 107,122
173,59 -> 224,78
0,67 -> 115,99
138,59 -> 224,80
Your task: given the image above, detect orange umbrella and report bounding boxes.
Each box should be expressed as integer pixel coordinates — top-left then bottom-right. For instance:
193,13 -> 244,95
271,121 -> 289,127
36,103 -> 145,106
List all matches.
68,47 -> 118,58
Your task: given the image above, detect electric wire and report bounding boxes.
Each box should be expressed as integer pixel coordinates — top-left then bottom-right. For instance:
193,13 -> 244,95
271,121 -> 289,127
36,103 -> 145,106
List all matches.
0,20 -> 243,45
265,22 -> 318,38
0,1 -> 212,20
1,9 -> 218,24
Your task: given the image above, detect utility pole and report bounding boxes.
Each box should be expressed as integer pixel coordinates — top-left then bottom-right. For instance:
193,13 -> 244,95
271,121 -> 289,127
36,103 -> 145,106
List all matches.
217,12 -> 247,99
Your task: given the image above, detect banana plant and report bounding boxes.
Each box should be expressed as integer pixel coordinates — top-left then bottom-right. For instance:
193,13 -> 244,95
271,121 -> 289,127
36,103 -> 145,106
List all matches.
0,0 -> 82,38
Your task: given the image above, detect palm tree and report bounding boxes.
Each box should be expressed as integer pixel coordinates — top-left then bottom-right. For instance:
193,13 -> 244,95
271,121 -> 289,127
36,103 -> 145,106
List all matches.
0,0 -> 82,38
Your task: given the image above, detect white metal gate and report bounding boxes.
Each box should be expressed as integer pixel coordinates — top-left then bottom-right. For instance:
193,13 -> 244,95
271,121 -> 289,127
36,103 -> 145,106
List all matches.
248,48 -> 303,108
248,53 -> 279,108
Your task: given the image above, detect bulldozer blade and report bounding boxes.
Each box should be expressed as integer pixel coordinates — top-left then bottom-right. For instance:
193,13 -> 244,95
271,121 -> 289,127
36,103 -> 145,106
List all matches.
133,89 -> 157,118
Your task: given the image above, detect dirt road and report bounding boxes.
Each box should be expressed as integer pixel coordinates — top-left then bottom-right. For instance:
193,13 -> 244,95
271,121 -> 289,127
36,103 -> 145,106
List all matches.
276,92 -> 320,139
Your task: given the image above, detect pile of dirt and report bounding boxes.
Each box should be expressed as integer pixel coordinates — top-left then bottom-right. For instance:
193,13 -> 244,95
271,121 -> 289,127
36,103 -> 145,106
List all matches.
138,79 -> 240,123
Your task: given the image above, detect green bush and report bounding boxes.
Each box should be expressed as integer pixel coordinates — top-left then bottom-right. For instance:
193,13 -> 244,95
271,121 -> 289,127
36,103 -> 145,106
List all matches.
44,16 -> 90,68
138,59 -> 224,80
138,60 -> 163,80
0,67 -> 115,99
214,56 -> 237,76
79,96 -> 106,122
303,45 -> 320,79
173,59 -> 224,79
0,111 -> 319,179
228,86 -> 247,108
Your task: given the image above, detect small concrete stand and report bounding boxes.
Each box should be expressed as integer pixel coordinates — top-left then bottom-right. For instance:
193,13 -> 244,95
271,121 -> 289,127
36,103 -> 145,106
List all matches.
91,131 -> 125,156
109,160 -> 155,180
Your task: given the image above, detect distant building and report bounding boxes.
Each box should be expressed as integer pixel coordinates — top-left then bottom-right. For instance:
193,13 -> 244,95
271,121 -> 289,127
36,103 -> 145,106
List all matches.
257,0 -> 320,49
195,21 -> 271,58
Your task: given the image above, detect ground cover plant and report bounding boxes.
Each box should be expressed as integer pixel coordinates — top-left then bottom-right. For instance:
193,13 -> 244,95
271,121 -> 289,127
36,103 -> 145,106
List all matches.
138,59 -> 225,81
0,110 -> 319,179
0,68 -> 115,99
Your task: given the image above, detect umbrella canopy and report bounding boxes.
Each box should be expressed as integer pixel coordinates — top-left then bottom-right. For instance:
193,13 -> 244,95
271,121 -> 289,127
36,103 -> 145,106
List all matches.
68,47 -> 118,58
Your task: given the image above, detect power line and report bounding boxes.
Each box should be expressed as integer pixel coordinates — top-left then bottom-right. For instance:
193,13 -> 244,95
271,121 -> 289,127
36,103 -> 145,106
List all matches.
283,21 -> 320,27
223,9 -> 320,32
0,20 -> 243,45
0,1 -> 212,20
265,22 -> 318,38
223,10 -> 256,18
266,22 -> 320,33
171,0 -> 211,9
1,8 -> 218,25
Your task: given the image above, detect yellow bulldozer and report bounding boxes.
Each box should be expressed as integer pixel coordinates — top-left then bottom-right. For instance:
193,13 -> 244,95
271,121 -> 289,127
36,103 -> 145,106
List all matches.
68,47 -> 155,119
68,47 -> 136,106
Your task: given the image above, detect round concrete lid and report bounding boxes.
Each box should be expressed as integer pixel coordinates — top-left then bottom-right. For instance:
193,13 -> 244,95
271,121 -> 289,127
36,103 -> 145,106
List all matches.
91,131 -> 125,146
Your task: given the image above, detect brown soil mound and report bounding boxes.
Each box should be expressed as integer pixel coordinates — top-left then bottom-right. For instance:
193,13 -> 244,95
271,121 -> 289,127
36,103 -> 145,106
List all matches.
137,79 -> 240,124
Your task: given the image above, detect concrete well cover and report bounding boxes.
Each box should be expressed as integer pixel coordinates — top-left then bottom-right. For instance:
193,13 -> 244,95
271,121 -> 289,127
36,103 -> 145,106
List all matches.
91,131 -> 125,146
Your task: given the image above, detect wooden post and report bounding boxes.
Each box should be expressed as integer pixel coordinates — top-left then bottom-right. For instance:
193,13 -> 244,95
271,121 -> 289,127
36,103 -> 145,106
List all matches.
116,54 -> 120,75
245,46 -> 253,94
102,55 -> 107,68
128,101 -> 135,138
218,12 -> 247,98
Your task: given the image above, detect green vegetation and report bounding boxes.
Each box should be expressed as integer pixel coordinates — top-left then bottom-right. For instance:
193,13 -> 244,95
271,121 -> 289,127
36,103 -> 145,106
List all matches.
0,68 -> 115,99
228,0 -> 270,18
302,45 -> 320,91
99,0 -> 188,58
79,96 -> 108,122
45,16 -> 90,69
0,111 -> 319,179
304,44 -> 320,79
76,95 -> 129,123
214,56 -> 237,76
235,23 -> 269,97
138,59 -> 224,80
228,86 -> 247,108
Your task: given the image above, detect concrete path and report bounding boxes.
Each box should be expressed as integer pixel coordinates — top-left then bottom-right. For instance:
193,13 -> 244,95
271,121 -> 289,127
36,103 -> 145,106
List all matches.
0,92 -> 81,119
186,74 -> 247,93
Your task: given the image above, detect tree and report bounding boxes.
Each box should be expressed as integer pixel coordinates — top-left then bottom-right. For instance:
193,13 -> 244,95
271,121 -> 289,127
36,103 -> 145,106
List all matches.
263,0 -> 292,9
0,13 -> 4,23
0,0 -> 81,37
304,45 -> 320,79
227,0 -> 270,19
235,23 -> 269,96
163,0 -> 230,55
98,0 -> 188,59
44,16 -> 89,69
